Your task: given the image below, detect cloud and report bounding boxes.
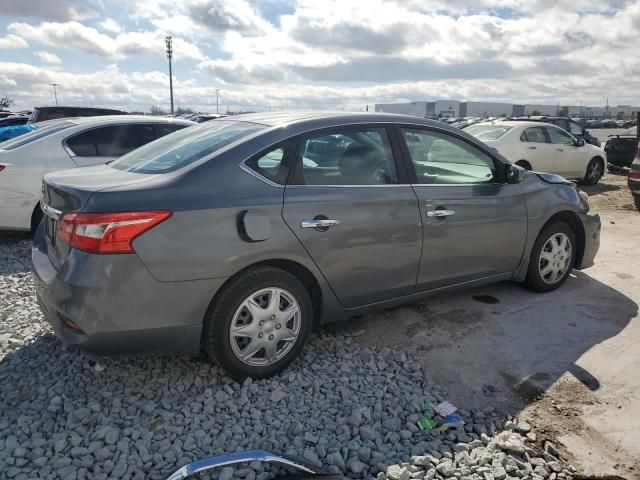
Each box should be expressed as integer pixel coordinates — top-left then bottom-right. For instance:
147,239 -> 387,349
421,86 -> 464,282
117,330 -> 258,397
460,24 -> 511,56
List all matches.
0,0 -> 96,21
34,50 -> 62,65
99,17 -> 122,33
186,0 -> 270,35
0,33 -> 27,49
199,59 -> 285,84
7,21 -> 205,60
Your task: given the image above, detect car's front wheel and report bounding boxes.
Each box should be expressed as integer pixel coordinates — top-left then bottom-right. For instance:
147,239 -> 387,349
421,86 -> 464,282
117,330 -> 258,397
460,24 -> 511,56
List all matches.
526,222 -> 576,293
203,267 -> 313,379
581,157 -> 604,185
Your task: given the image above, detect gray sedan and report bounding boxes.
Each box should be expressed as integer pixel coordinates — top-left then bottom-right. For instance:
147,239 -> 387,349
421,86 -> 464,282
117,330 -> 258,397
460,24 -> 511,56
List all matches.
33,112 -> 601,378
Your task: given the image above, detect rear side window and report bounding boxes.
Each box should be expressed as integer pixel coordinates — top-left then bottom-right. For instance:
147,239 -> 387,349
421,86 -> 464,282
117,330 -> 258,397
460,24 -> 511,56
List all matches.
66,125 -> 157,157
520,127 -> 548,143
110,121 -> 264,173
245,147 -> 289,184
156,123 -> 188,137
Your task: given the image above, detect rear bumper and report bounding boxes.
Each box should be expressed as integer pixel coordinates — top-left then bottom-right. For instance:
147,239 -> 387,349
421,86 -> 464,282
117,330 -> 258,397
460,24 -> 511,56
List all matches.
577,212 -> 601,269
31,227 -> 227,355
606,154 -> 635,168
629,178 -> 640,196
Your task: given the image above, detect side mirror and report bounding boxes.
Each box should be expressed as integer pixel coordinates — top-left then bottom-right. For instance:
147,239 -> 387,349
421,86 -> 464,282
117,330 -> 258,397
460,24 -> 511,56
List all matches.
575,138 -> 585,147
505,163 -> 522,184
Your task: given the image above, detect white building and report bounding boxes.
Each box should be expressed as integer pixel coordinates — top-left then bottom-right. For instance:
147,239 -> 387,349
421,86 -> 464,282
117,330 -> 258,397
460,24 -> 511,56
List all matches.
462,101 -> 513,117
374,101 -> 430,117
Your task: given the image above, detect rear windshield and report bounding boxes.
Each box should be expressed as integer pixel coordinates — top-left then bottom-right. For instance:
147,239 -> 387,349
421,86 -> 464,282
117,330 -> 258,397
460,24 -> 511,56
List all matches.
465,124 -> 512,141
0,120 -> 74,150
109,121 -> 264,173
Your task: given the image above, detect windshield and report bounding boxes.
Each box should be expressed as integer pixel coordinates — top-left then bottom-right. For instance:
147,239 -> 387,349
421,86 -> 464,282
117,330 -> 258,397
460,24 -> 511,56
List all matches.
109,121 -> 264,173
0,120 -> 74,150
465,124 -> 512,141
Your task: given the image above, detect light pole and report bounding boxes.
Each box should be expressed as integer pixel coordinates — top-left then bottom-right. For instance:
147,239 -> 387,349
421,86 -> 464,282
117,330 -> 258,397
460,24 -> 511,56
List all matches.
215,88 -> 220,114
165,35 -> 174,115
50,83 -> 59,105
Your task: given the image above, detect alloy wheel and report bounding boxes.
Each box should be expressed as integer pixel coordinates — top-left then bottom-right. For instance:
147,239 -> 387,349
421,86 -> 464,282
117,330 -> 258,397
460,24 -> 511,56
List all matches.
538,233 -> 572,285
229,287 -> 301,366
588,160 -> 602,182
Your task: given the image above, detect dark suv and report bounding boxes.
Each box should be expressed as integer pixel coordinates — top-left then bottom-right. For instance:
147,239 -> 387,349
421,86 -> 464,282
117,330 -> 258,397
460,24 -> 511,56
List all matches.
511,116 -> 601,147
28,106 -> 127,124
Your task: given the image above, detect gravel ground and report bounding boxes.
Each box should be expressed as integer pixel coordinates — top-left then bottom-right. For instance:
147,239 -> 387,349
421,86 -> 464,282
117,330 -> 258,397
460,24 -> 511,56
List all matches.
0,233 -> 576,480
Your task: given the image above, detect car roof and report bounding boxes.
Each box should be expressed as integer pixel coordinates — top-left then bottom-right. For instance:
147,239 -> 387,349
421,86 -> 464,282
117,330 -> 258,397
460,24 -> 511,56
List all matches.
33,106 -> 125,112
471,120 -> 558,129
225,110 -> 462,131
62,115 -> 195,126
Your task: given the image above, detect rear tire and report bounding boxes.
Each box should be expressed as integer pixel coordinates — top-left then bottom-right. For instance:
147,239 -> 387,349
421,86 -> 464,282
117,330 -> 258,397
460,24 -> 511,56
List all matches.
516,160 -> 532,171
202,267 -> 313,379
580,157 -> 604,185
634,194 -> 640,211
526,222 -> 576,293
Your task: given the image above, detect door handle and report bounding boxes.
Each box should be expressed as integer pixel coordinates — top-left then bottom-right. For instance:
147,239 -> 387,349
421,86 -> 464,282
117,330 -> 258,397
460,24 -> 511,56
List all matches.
527,146 -> 537,150
301,219 -> 340,229
426,209 -> 455,218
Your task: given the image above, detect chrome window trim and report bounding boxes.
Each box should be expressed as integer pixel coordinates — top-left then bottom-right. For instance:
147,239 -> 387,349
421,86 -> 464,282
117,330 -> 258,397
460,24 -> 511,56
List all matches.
239,120 -> 506,187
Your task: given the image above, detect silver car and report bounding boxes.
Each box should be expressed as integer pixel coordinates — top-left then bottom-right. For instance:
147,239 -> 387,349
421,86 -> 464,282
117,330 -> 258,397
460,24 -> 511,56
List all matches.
33,112 -> 601,378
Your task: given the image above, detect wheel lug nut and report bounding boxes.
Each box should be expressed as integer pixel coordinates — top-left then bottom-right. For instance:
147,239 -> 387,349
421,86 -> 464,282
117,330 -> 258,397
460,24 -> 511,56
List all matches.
258,333 -> 263,338
275,324 -> 281,330
259,320 -> 264,326
271,315 -> 275,319
268,334 -> 274,340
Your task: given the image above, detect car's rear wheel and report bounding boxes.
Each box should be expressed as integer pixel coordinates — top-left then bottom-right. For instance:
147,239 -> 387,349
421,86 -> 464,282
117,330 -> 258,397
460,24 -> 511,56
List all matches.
203,267 -> 312,379
581,157 -> 604,185
526,222 -> 576,293
515,160 -> 532,171
30,204 -> 43,235
633,194 -> 640,211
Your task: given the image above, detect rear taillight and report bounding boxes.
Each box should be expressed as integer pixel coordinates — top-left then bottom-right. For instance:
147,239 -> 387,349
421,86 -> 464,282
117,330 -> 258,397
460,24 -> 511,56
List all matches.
58,211 -> 171,254
0,165 -> 5,173
629,171 -> 640,180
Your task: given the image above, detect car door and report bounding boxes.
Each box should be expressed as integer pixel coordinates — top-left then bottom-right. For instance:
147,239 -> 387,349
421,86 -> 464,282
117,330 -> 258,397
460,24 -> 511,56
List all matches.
397,126 -> 527,291
519,126 -> 556,172
544,126 -> 581,177
65,124 -> 157,166
282,126 -> 422,308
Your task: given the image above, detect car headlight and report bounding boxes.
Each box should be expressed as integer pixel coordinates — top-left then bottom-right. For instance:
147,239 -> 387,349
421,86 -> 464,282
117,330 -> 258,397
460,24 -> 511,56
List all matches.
578,190 -> 590,209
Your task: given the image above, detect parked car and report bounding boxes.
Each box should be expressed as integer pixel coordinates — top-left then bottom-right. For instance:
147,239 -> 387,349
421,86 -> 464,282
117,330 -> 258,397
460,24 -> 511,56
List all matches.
628,148 -> 640,209
510,116 -> 600,147
601,119 -> 618,129
465,121 -> 605,184
33,112 -> 600,379
0,115 -> 194,232
604,127 -> 638,170
191,113 -> 226,123
586,119 -> 603,129
0,124 -> 37,143
28,106 -> 127,124
0,115 -> 29,128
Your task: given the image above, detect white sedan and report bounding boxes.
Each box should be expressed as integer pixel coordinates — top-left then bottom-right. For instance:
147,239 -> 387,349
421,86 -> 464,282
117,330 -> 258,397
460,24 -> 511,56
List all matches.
465,121 -> 606,185
0,115 -> 194,232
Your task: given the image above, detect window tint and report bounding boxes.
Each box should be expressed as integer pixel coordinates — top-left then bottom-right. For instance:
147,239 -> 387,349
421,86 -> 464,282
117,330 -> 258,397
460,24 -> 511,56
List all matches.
293,128 -> 398,186
110,121 -> 264,173
568,121 -> 583,135
40,109 -> 76,122
156,123 -> 187,137
67,124 -> 157,157
546,127 -> 574,145
402,128 -> 495,185
245,147 -> 288,184
520,127 -> 548,143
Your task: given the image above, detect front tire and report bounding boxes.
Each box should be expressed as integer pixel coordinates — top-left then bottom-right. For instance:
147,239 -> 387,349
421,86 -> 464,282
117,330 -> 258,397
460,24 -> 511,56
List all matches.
526,222 -> 576,293
203,267 -> 313,379
581,157 -> 604,185
516,160 -> 532,171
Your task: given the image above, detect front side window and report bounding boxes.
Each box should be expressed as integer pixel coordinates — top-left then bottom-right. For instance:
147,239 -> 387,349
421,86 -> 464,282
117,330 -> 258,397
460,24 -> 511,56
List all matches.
293,128 -> 398,186
520,127 -> 548,143
402,128 -> 495,184
568,121 -> 583,136
110,121 -> 264,173
546,127 -> 575,145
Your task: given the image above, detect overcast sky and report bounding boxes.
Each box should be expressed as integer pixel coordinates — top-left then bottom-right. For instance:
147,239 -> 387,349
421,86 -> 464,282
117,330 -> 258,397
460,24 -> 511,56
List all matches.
0,0 -> 638,112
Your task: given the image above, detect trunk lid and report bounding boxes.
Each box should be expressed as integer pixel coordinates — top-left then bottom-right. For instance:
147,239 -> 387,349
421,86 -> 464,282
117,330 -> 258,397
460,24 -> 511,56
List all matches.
41,164 -> 160,267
